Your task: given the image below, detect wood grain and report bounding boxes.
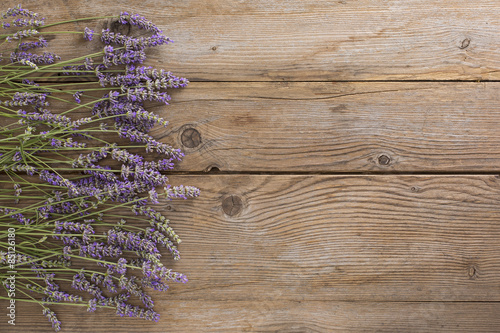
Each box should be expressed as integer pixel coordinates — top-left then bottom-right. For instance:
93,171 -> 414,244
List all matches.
2,0 -> 500,332
155,82 -> 500,172
122,175 -> 500,302
5,174 -> 500,331
7,301 -> 500,332
3,0 -> 500,81
20,81 -> 500,173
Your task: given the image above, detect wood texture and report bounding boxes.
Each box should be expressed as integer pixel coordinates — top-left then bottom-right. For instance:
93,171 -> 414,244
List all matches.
4,0 -> 500,81
11,82 -> 500,173
8,301 -> 500,332
158,82 -> 500,172
2,0 -> 500,332
142,175 -> 500,302
4,174 -> 500,332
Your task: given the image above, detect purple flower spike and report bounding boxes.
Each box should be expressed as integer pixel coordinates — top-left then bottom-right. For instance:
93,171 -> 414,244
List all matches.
73,91 -> 83,103
42,308 -> 61,332
118,12 -> 162,34
83,27 -> 94,41
1,5 -> 195,330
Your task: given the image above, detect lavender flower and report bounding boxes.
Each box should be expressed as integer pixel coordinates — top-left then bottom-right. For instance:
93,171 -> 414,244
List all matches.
1,6 -> 195,331
141,261 -> 187,283
165,185 -> 201,200
5,163 -> 37,175
13,183 -> 21,203
19,58 -> 38,69
10,51 -> 60,64
42,307 -> 61,332
83,27 -> 94,41
73,91 -> 83,103
79,242 -> 122,259
71,270 -> 104,300
1,4 -> 43,20
11,17 -> 45,27
101,28 -> 172,50
19,36 -> 49,50
116,303 -> 160,322
102,45 -> 146,67
118,12 -> 162,34
87,298 -> 97,312
6,28 -> 39,41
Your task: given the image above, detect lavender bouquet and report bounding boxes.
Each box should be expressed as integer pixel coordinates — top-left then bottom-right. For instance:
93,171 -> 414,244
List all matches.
0,4 -> 198,331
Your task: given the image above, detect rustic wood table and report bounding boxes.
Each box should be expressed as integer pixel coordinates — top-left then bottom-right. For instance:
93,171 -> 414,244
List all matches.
2,0 -> 500,332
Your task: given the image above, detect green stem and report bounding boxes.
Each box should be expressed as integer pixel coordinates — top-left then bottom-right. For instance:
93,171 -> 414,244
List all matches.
39,16 -> 118,29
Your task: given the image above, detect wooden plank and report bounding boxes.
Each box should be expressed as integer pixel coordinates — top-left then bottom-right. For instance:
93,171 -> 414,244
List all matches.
129,175 -> 500,302
3,0 -> 500,81
157,82 -> 500,172
7,301 -> 500,332
3,175 -> 500,303
9,82 -> 500,173
5,173 -> 500,330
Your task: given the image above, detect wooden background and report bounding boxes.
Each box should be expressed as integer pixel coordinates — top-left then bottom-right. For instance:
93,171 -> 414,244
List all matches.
3,0 -> 500,332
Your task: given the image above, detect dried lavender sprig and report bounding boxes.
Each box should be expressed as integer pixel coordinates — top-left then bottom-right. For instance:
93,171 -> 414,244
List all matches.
1,5 -> 196,332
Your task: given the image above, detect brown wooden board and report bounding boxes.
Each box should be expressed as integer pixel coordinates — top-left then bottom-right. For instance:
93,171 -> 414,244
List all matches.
2,0 -> 500,332
3,174 -> 500,331
161,82 -> 500,172
143,175 -> 500,302
2,0 -> 500,81
10,82 -> 500,173
7,301 -> 500,332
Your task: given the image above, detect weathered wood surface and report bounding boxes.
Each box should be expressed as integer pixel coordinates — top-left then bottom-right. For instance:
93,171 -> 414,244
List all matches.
2,0 -> 500,332
4,0 -> 500,81
11,301 -> 500,332
162,82 -> 500,172
11,81 -> 500,173
3,174 -> 500,332
9,81 -> 500,173
131,175 -> 500,302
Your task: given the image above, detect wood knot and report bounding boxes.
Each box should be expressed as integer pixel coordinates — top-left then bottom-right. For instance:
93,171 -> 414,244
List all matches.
205,165 -> 221,173
468,265 -> 478,279
459,38 -> 471,49
211,46 -> 217,51
377,154 -> 391,166
181,128 -> 201,148
410,186 -> 420,193
222,195 -> 243,216
110,19 -> 131,35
